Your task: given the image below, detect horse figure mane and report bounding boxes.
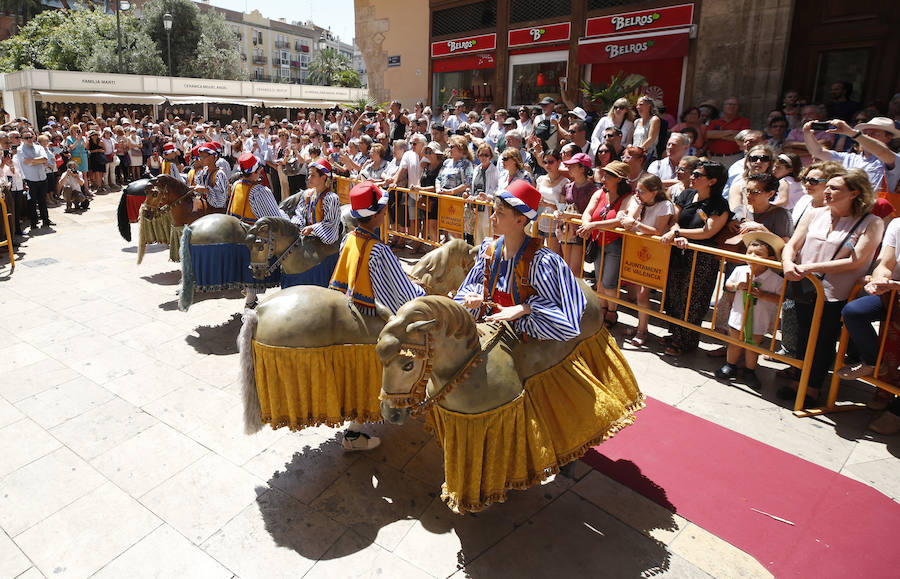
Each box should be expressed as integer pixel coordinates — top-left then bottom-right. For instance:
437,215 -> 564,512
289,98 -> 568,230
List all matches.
248,216 -> 299,239
410,239 -> 478,296
378,296 -> 479,361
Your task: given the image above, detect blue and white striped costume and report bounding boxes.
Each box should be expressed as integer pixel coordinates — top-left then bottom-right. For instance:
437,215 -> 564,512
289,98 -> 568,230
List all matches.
195,166 -> 230,209
454,239 -> 587,341
244,182 -> 289,219
336,234 -> 424,314
291,189 -> 342,244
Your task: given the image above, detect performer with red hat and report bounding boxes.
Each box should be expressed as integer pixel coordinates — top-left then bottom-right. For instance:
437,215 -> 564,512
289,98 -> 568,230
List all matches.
228,152 -> 287,224
161,142 -> 186,184
192,142 -> 229,208
328,180 -> 426,451
454,179 -> 587,340
290,159 -> 341,244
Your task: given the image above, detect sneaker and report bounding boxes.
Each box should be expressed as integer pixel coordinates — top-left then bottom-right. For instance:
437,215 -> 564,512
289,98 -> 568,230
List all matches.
341,431 -> 381,451
742,370 -> 762,391
715,363 -> 738,381
837,362 -> 876,380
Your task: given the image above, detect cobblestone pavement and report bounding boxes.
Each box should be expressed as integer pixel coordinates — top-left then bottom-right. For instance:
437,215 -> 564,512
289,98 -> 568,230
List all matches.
0,191 -> 895,578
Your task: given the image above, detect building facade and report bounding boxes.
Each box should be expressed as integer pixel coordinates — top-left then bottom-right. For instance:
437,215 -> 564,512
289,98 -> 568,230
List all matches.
357,0 -> 900,126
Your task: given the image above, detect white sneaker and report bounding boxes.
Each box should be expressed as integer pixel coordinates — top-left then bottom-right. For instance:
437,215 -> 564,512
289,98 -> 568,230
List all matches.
341,431 -> 381,451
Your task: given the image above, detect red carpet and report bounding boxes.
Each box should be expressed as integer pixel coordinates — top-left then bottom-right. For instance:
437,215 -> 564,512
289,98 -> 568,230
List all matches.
582,397 -> 900,578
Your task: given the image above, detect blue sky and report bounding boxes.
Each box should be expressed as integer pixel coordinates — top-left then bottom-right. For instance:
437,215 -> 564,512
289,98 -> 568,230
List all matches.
207,0 -> 357,45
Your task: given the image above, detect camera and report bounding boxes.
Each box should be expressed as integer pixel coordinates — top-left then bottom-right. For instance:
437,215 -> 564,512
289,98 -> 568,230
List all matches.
366,111 -> 376,118
809,121 -> 835,131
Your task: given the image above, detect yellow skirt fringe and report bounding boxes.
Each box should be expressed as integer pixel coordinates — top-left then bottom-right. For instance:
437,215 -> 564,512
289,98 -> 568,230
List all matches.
427,329 -> 644,514
252,341 -> 384,430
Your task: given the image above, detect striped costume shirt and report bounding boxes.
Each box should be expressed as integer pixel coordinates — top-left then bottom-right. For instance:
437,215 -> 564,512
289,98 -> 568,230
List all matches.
196,167 -> 230,209
167,161 -> 186,184
291,190 -> 342,244
337,234 -> 425,314
454,239 -> 586,341
247,183 -> 289,219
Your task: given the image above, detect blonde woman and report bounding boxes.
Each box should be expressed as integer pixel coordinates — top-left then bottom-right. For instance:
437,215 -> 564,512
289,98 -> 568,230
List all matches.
497,147 -> 533,190
590,97 -> 635,154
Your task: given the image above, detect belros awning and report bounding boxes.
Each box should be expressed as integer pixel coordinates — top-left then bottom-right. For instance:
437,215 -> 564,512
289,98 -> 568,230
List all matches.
35,91 -> 166,105
164,95 -> 261,107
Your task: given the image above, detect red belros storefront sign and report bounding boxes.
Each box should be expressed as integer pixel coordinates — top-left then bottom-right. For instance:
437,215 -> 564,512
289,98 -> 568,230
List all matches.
585,3 -> 694,38
578,31 -> 690,64
508,22 -> 571,47
431,33 -> 497,58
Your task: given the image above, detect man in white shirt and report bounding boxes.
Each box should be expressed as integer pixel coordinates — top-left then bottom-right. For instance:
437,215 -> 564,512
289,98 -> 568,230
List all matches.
533,96 -> 559,151
649,132 -> 691,187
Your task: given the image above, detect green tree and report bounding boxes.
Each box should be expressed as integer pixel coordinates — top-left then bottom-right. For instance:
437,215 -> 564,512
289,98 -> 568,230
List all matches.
139,0 -> 201,77
334,68 -> 361,88
308,47 -> 351,87
180,10 -> 243,80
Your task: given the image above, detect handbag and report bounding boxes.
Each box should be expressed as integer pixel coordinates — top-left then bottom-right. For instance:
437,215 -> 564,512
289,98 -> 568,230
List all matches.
786,215 -> 865,304
584,238 -> 600,262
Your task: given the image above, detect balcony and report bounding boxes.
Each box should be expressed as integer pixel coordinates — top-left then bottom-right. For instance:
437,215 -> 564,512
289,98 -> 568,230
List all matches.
290,60 -> 301,68
252,74 -> 274,83
274,40 -> 290,50
252,55 -> 266,65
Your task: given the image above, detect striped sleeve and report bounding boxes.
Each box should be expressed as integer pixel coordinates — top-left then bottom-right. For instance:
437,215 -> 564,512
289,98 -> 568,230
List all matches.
249,184 -> 288,219
169,163 -> 186,184
291,193 -> 309,227
517,248 -> 586,341
206,170 -> 229,208
369,243 -> 425,315
453,239 -> 491,316
308,192 -> 341,245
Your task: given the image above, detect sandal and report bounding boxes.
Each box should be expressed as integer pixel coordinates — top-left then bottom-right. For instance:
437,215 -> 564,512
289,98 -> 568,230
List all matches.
629,331 -> 647,348
604,310 -> 618,329
664,345 -> 684,356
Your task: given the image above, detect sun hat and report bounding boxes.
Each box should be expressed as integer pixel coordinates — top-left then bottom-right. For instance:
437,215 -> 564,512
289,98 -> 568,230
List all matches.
742,231 -> 785,260
563,152 -> 593,169
349,181 -> 388,219
602,160 -> 629,179
853,117 -> 900,138
569,107 -> 587,121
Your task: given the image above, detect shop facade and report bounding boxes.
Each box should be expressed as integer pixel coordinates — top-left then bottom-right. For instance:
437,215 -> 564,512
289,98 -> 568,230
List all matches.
0,69 -> 368,126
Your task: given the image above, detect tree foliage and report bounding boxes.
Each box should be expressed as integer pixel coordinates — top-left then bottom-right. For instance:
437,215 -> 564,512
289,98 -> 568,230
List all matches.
139,0 -> 201,77
180,10 -> 244,80
0,8 -> 165,75
308,47 -> 354,87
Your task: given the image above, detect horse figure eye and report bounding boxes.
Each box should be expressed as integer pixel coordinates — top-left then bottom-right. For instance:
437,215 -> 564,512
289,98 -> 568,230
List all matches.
402,361 -> 415,372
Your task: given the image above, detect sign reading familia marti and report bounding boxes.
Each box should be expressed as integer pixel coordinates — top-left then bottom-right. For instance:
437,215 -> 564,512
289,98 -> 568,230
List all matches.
585,3 -> 694,38
431,33 -> 497,58
508,22 -> 571,47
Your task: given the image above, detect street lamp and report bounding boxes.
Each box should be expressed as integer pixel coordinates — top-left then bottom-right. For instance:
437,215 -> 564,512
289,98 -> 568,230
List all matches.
163,12 -> 173,77
115,1 -> 130,74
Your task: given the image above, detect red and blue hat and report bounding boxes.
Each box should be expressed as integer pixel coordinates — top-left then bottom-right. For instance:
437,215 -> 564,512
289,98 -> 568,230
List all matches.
197,142 -> 218,156
238,152 -> 262,175
349,181 -> 388,219
309,158 -> 332,177
498,179 -> 541,221
162,142 -> 177,155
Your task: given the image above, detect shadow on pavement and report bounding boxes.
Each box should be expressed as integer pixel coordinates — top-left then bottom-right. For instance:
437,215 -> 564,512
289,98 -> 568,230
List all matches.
122,244 -> 167,254
141,269 -> 182,286
186,313 -> 242,355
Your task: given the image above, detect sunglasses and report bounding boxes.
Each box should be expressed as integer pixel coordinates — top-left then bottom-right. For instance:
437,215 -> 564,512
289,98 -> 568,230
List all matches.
597,149 -> 611,155
802,177 -> 827,185
477,153 -> 492,158
748,155 -> 771,163
614,105 -> 627,111
691,171 -> 707,179
543,158 -> 558,164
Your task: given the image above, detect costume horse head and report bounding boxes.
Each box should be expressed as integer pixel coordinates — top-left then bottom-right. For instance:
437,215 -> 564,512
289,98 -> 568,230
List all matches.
245,216 -> 341,280
141,174 -> 192,222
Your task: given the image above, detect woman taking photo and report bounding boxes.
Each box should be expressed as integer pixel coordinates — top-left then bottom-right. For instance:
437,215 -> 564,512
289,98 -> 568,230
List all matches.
659,161 -> 730,355
781,168 -> 884,403
590,97 -> 635,153
66,125 -> 88,179
536,149 -> 568,255
126,127 -> 143,182
631,96 -> 661,163
437,135 -> 474,242
618,174 -> 675,347
576,160 -> 632,327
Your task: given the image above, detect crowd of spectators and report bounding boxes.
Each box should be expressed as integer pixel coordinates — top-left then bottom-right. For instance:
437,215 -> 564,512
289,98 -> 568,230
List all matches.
2,85 -> 899,433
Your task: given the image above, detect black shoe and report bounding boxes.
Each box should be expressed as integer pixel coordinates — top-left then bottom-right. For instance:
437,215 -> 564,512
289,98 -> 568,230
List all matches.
743,370 -> 761,391
715,363 -> 738,381
44,220 -> 56,227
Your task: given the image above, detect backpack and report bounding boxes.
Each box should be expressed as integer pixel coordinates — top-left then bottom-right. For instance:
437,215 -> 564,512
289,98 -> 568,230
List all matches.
534,118 -> 555,143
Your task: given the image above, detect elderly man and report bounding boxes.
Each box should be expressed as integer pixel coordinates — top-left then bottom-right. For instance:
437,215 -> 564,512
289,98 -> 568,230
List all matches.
533,96 -> 560,151
706,97 -> 751,167
503,129 -> 531,167
648,132 -> 690,186
804,116 -> 900,211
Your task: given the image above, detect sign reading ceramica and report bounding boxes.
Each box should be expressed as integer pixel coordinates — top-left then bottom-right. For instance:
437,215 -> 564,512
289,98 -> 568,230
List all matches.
300,85 -> 350,100
585,3 -> 694,38
171,78 -> 240,95
437,195 -> 465,235
621,235 -> 670,291
431,33 -> 496,58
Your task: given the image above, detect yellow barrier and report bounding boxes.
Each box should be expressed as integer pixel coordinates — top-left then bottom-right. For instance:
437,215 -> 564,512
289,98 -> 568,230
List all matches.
822,288 -> 900,416
0,193 -> 14,272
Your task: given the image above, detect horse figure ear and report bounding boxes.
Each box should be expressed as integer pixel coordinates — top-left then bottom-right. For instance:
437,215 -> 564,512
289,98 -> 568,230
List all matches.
406,319 -> 438,335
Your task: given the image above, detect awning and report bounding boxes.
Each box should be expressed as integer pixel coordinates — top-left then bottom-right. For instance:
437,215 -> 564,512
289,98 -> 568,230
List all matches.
164,95 -> 261,107
260,99 -> 338,108
35,91 -> 166,105
577,28 -> 691,64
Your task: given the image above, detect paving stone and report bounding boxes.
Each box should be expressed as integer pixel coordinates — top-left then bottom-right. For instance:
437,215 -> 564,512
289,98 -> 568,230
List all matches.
0,530 -> 30,579
0,418 -> 61,478
669,523 -> 773,578
142,382 -> 238,433
49,397 -> 157,460
0,358 -> 81,403
304,529 -> 433,579
14,376 -> 115,429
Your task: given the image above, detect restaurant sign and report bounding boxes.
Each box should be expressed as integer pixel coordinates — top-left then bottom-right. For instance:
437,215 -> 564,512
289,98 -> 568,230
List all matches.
586,3 -> 694,38
431,33 -> 497,58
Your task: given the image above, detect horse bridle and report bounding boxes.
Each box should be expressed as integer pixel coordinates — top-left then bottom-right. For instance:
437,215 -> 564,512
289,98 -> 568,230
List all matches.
144,185 -> 195,219
379,322 -> 507,416
249,225 -> 304,277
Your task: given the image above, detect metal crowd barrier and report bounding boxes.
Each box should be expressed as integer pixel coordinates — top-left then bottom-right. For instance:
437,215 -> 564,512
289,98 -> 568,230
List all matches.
333,174 -> 827,414
0,193 -> 14,272
823,287 -> 900,415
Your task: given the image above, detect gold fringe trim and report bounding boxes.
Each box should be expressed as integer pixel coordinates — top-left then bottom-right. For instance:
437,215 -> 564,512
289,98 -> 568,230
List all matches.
260,410 -> 384,431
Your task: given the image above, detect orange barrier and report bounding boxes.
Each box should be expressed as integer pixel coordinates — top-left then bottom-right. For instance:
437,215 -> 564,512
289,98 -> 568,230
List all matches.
0,193 -> 14,272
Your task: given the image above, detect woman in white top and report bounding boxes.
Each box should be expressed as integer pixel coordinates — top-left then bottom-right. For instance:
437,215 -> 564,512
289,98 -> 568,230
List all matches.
590,97 -> 635,154
781,168 -> 884,402
468,142 -> 499,244
772,152 -> 804,210
791,161 -> 845,224
516,106 -> 533,138
535,149 -> 569,255
618,174 -> 675,346
630,96 -> 661,162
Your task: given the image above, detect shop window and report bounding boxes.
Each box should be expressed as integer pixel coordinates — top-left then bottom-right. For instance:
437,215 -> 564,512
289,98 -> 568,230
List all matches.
432,1 -> 496,38
509,58 -> 567,107
587,0 -> 636,10
510,0 -> 570,24
812,48 -> 870,104
433,68 -> 494,110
